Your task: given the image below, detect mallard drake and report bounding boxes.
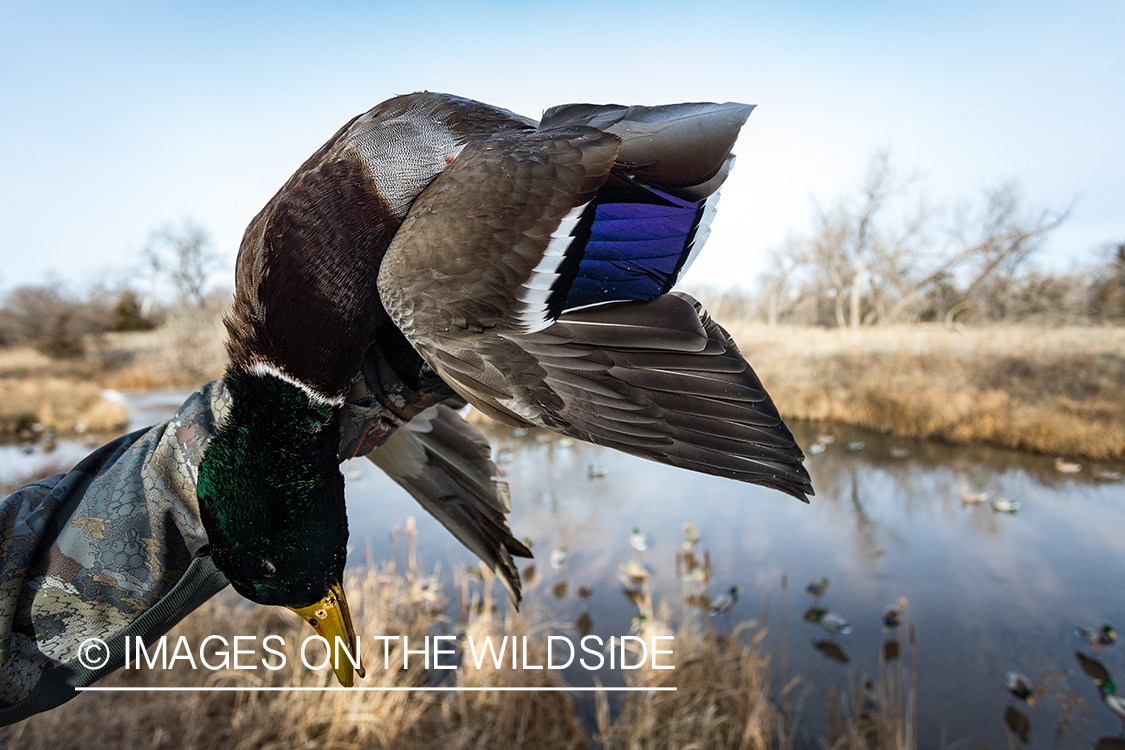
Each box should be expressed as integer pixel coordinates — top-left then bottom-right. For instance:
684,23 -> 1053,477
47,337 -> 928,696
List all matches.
709,585 -> 740,616
882,596 -> 907,632
630,527 -> 649,552
804,605 -> 851,634
1077,624 -> 1118,652
991,495 -> 1021,513
196,92 -> 812,687
549,546 -> 569,569
1099,680 -> 1125,727
1006,671 -> 1035,706
805,577 -> 829,598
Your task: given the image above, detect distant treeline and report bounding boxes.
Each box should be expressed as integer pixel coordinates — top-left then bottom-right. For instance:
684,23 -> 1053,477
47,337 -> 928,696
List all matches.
732,152 -> 1124,328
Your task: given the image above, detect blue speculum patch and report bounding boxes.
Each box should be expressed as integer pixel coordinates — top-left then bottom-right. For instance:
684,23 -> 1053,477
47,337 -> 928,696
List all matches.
549,186 -> 706,316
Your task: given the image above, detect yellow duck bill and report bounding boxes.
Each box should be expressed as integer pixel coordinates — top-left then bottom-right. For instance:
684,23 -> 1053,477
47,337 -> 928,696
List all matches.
288,581 -> 365,686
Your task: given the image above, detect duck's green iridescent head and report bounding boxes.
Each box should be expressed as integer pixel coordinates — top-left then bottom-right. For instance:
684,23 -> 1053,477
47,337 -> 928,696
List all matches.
198,368 -> 347,606
198,368 -> 363,685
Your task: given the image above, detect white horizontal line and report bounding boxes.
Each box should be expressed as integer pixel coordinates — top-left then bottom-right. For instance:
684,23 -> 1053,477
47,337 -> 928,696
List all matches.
76,686 -> 676,693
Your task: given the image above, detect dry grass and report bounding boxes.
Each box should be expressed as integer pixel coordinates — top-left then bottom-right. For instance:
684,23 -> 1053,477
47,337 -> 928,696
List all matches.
0,524 -> 916,750
0,308 -> 226,439
0,375 -> 128,437
2,303 -> 1123,460
726,323 -> 1125,460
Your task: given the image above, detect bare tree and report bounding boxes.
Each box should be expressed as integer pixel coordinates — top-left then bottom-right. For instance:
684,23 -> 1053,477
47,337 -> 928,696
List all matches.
141,220 -> 221,310
765,152 -> 1069,328
937,183 -> 1071,325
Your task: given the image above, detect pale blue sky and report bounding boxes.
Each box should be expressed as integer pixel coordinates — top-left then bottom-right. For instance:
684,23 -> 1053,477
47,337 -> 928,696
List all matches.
2,1 -> 1121,294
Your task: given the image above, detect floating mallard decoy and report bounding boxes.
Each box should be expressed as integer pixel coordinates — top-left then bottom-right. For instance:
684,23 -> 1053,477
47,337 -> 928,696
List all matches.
630,527 -> 649,552
818,609 -> 853,635
1093,468 -> 1123,482
586,463 -> 609,479
709,586 -> 740,616
991,495 -> 1021,513
1099,679 -> 1125,728
549,546 -> 569,569
882,596 -> 908,632
960,486 -> 989,505
193,92 -> 813,688
845,441 -> 865,452
1055,457 -> 1082,474
808,442 -> 827,455
805,577 -> 829,598
805,605 -> 851,634
890,447 -> 910,459
1077,624 -> 1118,652
1006,671 -> 1036,706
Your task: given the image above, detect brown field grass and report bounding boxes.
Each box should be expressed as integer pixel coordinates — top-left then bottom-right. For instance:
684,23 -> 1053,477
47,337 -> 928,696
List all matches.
0,527 -> 916,750
725,323 -> 1125,461
2,311 -> 1122,461
0,309 -> 226,440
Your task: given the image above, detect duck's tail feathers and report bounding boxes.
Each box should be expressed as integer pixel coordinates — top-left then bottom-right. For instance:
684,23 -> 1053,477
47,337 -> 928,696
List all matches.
365,402 -> 531,607
539,101 -> 754,196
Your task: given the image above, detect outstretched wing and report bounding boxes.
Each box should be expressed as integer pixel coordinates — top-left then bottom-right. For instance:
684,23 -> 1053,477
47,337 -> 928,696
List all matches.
366,402 -> 532,606
378,100 -> 812,501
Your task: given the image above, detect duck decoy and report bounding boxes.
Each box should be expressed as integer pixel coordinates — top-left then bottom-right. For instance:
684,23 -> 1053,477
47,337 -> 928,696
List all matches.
629,527 -> 649,552
709,586 -> 740,616
1077,624 -> 1118,652
805,577 -> 829,598
549,546 -> 569,569
991,495 -> 1021,513
882,596 -> 908,632
960,486 -> 988,505
1006,671 -> 1036,706
818,609 -> 853,635
805,605 -> 851,634
1099,679 -> 1125,729
195,92 -> 812,687
1055,457 -> 1082,474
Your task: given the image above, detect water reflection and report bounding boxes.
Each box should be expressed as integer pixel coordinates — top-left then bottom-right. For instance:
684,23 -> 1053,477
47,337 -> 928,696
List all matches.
813,639 -> 850,664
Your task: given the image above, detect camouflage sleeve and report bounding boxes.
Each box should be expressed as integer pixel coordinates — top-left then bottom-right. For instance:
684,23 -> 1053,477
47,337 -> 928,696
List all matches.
0,381 -> 233,725
0,372 -> 408,726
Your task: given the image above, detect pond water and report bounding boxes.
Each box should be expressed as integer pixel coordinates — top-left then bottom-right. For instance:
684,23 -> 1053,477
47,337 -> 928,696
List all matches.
4,390 -> 1124,747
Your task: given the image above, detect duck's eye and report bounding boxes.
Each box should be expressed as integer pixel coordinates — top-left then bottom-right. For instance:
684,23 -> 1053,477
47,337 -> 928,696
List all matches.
259,559 -> 277,578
